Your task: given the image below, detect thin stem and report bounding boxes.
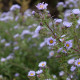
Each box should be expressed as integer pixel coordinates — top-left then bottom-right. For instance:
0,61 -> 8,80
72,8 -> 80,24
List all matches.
71,48 -> 80,53
45,22 -> 61,42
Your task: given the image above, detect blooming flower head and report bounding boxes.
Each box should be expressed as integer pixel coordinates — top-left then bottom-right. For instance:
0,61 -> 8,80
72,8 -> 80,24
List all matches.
1,58 -> 6,62
49,51 -> 54,57
28,71 -> 35,76
72,9 -> 80,15
64,40 -> 72,50
62,49 -> 67,53
5,43 -> 10,47
70,66 -> 76,71
57,2 -> 64,7
54,19 -> 62,24
59,71 -> 64,76
10,4 -> 21,11
35,25 -> 42,34
36,2 -> 48,10
14,73 -> 19,77
47,37 -> 56,46
75,58 -> 80,67
32,11 -> 35,15
36,70 -> 43,74
38,61 -> 46,67
53,75 -> 57,79
63,21 -> 72,27
67,58 -> 75,64
66,78 -> 71,80
77,19 -> 80,25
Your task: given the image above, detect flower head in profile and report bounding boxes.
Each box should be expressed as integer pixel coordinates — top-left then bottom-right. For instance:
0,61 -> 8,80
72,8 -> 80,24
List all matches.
38,61 -> 46,67
10,4 -> 21,11
67,58 -> 75,64
64,40 -> 72,50
28,71 -> 35,76
57,2 -> 64,7
63,21 -> 72,27
47,37 -> 56,46
75,58 -> 80,67
70,66 -> 76,72
36,70 -> 43,74
36,2 -> 48,10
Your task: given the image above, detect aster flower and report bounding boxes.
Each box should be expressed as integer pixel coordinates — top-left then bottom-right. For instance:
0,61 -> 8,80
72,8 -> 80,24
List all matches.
5,43 -> 10,47
57,2 -> 64,7
10,4 -> 21,11
62,49 -> 67,53
77,19 -> 80,25
36,70 -> 43,74
0,39 -> 5,43
54,19 -> 62,24
47,37 -> 56,46
1,58 -> 6,62
49,51 -> 54,57
67,58 -> 75,64
32,11 -> 35,15
40,41 -> 46,48
6,54 -> 13,60
66,78 -> 71,80
70,66 -> 76,71
59,34 -> 66,42
14,46 -> 19,50
75,58 -> 80,67
64,40 -> 72,50
35,25 -> 42,34
21,30 -> 32,37
63,21 -> 72,27
36,2 -> 48,10
38,61 -> 46,67
70,75 -> 73,78
13,34 -> 19,38
59,71 -> 64,76
14,73 -> 19,77
57,47 -> 63,53
53,75 -> 57,79
28,71 -> 35,76
72,9 -> 80,15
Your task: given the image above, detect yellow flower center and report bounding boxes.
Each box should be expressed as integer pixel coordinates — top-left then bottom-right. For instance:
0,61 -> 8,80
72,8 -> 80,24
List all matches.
64,49 -> 66,51
42,63 -> 45,66
40,5 -> 44,8
49,40 -> 53,44
78,62 -> 80,65
51,53 -> 54,55
66,44 -> 69,47
30,73 -> 34,76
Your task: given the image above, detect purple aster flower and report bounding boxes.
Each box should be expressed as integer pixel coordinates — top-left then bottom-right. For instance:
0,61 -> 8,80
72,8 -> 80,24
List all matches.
47,37 -> 56,46
64,40 -> 72,50
75,58 -> 80,67
36,2 -> 48,10
63,21 -> 72,27
14,73 -> 19,77
70,66 -> 76,71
